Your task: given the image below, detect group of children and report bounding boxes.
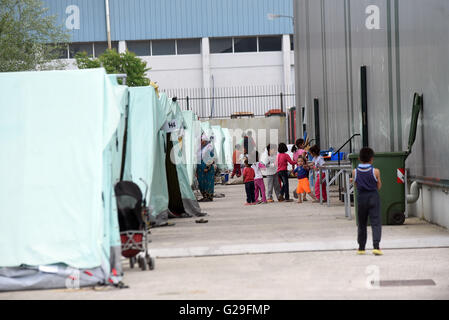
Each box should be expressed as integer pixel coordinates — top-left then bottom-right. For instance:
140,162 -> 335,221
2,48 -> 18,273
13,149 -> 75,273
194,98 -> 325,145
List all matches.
235,139 -> 326,206
233,139 -> 384,255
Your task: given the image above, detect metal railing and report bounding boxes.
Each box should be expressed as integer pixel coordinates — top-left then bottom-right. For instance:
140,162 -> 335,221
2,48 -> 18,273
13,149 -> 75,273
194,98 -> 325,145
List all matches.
333,133 -> 361,165
332,133 -> 361,201
315,164 -> 354,220
161,85 -> 296,119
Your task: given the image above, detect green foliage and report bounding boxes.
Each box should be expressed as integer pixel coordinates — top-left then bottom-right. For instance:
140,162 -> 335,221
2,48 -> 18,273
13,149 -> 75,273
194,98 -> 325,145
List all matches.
0,0 -> 69,72
75,49 -> 151,87
74,51 -> 101,69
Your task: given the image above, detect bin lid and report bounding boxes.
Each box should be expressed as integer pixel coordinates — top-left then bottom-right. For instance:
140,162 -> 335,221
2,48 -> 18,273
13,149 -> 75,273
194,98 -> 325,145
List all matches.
408,93 -> 423,155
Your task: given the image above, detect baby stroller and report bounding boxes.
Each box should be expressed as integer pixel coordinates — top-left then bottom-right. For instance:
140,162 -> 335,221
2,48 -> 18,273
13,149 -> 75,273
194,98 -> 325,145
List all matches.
114,179 -> 155,271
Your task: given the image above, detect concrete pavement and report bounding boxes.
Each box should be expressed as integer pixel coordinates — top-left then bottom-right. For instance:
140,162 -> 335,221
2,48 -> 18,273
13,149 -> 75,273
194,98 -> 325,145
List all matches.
1,184 -> 449,300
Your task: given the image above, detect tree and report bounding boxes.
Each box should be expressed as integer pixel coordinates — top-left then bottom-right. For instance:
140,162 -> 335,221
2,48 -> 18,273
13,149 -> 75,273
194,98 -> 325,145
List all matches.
0,0 -> 69,72
75,49 -> 151,87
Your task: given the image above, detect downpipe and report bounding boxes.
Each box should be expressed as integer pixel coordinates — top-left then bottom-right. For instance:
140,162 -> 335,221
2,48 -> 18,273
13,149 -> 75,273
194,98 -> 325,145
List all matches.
407,181 -> 420,204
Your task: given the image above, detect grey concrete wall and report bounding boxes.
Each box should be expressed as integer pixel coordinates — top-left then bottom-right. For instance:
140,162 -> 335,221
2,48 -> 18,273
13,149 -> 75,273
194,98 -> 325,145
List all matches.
294,0 -> 449,228
204,116 -> 287,151
409,187 -> 449,229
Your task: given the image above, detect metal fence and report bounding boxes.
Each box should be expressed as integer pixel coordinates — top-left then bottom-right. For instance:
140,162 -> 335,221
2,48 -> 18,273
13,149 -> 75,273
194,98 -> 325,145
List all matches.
161,85 -> 296,119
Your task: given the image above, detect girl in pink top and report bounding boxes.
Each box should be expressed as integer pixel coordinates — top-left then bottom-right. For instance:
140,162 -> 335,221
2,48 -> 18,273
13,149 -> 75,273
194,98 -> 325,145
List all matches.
252,152 -> 267,204
292,138 -> 307,163
276,143 -> 296,202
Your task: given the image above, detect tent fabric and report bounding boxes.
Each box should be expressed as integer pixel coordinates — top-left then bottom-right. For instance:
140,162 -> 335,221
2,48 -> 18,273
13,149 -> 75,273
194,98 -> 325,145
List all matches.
201,121 -> 213,140
103,74 -> 128,278
181,111 -> 201,187
0,68 -> 124,290
0,265 -> 105,292
221,128 -> 234,171
165,133 -> 185,216
123,86 -> 169,226
211,126 -> 226,171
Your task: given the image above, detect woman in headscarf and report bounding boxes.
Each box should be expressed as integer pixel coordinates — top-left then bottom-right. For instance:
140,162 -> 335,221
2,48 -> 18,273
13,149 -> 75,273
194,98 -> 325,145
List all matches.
196,132 -> 215,202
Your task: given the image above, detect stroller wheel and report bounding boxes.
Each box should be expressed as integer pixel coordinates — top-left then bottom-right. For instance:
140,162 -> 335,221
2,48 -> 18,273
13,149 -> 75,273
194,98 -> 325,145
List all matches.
137,256 -> 142,269
130,257 -> 136,269
139,256 -> 147,271
148,257 -> 155,270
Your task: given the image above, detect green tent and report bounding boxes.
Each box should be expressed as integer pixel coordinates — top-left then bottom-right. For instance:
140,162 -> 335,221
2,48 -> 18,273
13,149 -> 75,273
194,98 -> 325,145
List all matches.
221,127 -> 234,171
160,94 -> 205,217
211,125 -> 226,171
201,121 -> 213,140
0,68 -> 125,291
123,86 -> 169,226
181,110 -> 201,187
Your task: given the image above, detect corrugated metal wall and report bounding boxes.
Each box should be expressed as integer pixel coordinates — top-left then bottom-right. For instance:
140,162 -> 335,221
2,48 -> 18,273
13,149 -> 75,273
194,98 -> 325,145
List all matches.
294,0 -> 449,179
42,0 -> 108,42
42,0 -> 293,42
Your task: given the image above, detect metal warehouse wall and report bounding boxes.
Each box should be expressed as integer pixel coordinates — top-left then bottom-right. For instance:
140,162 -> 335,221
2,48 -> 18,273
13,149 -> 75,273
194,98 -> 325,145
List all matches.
42,0 -> 108,42
42,0 -> 293,42
294,0 -> 449,179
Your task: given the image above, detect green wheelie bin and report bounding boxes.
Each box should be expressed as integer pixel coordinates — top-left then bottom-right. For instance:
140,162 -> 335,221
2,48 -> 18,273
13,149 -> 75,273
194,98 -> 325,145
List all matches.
349,93 -> 423,226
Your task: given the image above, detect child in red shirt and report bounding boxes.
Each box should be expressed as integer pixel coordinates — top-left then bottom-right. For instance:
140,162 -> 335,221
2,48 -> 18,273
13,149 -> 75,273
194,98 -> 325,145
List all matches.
243,159 -> 256,205
231,144 -> 242,178
276,143 -> 296,202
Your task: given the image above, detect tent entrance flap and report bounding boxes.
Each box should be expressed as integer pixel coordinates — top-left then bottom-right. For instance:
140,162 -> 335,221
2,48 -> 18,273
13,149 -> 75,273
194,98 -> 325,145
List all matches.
166,132 -> 186,216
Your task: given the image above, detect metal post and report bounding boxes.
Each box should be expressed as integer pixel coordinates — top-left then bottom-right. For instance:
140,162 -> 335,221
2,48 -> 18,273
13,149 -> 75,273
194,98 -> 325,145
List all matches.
326,169 -> 330,207
120,98 -> 130,181
361,66 -> 369,147
345,171 -> 352,220
280,92 -> 288,143
343,171 -> 348,218
186,96 -> 190,111
319,168 -> 323,205
280,92 -> 284,113
314,98 -> 320,149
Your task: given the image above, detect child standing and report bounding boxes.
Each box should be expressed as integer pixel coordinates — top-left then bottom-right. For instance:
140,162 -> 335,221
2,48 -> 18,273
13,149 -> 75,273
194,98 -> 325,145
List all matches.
292,139 -> 307,200
276,143 -> 296,202
353,148 -> 383,256
243,159 -> 256,205
252,152 -> 267,204
293,157 -> 318,203
292,139 -> 307,163
309,145 -> 327,202
231,144 -> 242,178
261,144 -> 281,203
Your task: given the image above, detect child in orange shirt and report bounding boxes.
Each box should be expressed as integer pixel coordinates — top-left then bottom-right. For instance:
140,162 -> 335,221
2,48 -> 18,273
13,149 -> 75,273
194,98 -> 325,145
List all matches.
293,157 -> 318,203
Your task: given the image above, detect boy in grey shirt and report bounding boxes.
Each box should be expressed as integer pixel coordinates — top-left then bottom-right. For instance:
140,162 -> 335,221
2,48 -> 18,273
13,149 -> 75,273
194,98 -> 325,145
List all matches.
261,144 -> 281,203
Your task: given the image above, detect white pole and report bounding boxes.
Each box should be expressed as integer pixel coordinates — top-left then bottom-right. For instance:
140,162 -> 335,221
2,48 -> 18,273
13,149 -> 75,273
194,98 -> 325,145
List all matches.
105,0 -> 112,50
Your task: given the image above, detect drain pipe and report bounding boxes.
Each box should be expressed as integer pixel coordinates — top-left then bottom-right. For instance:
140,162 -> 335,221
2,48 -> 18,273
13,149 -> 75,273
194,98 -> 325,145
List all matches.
407,181 -> 420,204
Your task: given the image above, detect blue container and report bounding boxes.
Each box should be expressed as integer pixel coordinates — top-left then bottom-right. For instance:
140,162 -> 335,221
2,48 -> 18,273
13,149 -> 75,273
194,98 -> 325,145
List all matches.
221,173 -> 229,183
331,152 -> 346,161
